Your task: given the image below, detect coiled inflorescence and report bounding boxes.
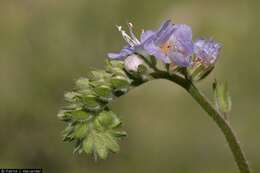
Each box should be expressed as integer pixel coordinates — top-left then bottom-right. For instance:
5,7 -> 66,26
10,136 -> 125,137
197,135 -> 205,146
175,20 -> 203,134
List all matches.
58,60 -> 135,160
58,19 -> 223,160
56,19 -> 253,173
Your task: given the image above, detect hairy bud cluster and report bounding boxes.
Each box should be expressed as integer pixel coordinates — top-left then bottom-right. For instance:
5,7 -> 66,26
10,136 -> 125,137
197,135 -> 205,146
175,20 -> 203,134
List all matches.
58,60 -> 133,159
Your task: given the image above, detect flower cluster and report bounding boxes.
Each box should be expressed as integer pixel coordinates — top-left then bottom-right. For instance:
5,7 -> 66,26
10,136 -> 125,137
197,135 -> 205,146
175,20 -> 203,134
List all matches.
58,19 -> 224,161
108,20 -> 222,74
58,61 -> 133,160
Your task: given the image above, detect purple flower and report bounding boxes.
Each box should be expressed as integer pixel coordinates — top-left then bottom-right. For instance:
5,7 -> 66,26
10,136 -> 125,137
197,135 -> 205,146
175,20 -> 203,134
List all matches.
108,20 -> 194,67
143,21 -> 193,66
194,38 -> 222,65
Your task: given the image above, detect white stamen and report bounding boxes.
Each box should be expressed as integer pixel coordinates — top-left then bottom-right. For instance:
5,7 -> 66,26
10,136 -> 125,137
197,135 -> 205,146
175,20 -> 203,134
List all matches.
116,25 -> 135,47
128,22 -> 133,28
115,23 -> 140,47
127,22 -> 140,45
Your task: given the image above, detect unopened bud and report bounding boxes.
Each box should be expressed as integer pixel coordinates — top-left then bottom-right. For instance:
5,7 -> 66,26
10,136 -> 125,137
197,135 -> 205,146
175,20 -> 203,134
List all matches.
124,54 -> 145,72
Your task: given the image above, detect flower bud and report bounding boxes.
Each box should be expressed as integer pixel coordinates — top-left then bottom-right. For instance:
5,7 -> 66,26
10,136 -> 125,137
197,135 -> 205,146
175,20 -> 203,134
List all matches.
213,80 -> 232,114
124,54 -> 145,72
187,61 -> 214,81
194,38 -> 222,66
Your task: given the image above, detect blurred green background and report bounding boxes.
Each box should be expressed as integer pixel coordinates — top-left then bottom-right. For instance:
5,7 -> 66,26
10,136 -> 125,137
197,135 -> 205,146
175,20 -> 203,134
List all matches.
0,0 -> 259,172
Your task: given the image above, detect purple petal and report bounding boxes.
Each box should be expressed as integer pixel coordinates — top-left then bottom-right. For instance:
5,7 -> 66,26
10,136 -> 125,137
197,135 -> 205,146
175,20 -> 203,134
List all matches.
156,27 -> 176,45
156,20 -> 172,38
168,51 -> 192,67
108,46 -> 134,59
108,52 -> 125,59
194,38 -> 207,58
171,24 -> 193,55
144,41 -> 170,63
155,20 -> 175,45
173,24 -> 192,41
194,38 -> 222,64
140,30 -> 155,43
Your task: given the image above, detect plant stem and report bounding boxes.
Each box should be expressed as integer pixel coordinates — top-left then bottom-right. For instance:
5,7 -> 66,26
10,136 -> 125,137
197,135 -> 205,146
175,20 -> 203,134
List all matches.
129,67 -> 251,173
183,81 -> 251,173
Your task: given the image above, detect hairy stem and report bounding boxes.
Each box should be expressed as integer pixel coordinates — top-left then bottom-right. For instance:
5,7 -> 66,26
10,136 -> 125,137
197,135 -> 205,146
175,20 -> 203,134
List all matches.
183,82 -> 251,173
127,68 -> 251,173
150,70 -> 251,173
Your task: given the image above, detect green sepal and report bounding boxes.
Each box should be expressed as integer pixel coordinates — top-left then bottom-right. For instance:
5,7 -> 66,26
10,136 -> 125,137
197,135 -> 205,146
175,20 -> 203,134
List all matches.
111,76 -> 131,90
106,60 -> 127,77
83,130 -> 121,160
62,123 -> 75,142
75,78 -> 90,90
102,132 -> 120,153
90,70 -> 111,81
95,111 -> 121,129
106,60 -> 124,69
73,140 -> 84,155
58,109 -> 89,122
83,132 -> 94,154
188,62 -> 214,81
90,80 -> 109,87
58,60 -> 131,160
71,110 -> 126,159
70,110 -> 90,121
94,132 -> 109,159
93,85 -> 113,99
64,92 -> 80,102
62,102 -> 83,111
82,94 -> 101,111
57,110 -> 71,121
111,130 -> 127,138
74,123 -> 88,139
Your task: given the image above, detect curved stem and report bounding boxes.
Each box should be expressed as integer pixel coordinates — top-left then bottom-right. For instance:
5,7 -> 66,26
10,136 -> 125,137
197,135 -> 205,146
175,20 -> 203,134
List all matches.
127,67 -> 251,173
182,81 -> 251,173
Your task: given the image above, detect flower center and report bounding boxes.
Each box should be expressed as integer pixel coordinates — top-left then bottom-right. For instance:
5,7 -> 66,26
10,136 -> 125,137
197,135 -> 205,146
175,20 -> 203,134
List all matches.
160,41 -> 172,54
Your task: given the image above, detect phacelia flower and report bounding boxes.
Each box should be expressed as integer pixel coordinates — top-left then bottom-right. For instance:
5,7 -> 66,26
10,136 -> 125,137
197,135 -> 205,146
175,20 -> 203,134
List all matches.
143,21 -> 193,67
194,38 -> 222,65
108,20 -> 194,68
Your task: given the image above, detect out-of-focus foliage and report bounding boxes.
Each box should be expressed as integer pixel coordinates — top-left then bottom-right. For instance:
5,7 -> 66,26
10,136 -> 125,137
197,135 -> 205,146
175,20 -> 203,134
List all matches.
0,0 -> 259,173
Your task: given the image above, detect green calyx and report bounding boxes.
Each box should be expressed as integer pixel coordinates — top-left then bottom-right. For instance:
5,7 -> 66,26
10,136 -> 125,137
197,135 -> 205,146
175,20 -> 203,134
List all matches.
58,60 -> 130,160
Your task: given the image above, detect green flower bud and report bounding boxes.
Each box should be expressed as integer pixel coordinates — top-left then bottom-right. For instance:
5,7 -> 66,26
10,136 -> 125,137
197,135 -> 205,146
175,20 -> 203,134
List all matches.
82,94 -> 100,111
90,70 -> 111,81
188,61 -> 214,81
111,76 -> 131,90
73,123 -> 88,139
95,111 -> 121,129
64,92 -> 80,102
71,110 -> 90,121
213,80 -> 232,114
94,85 -> 113,101
76,78 -> 90,90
